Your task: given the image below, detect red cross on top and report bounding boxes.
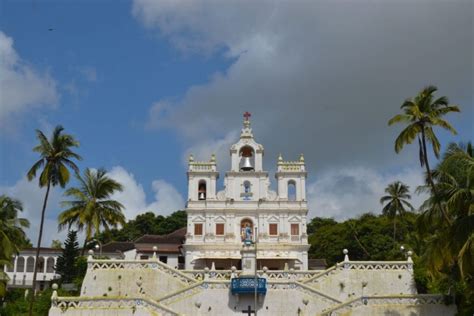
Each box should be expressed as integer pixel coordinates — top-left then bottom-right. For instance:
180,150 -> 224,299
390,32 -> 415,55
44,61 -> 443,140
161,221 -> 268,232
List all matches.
243,111 -> 251,121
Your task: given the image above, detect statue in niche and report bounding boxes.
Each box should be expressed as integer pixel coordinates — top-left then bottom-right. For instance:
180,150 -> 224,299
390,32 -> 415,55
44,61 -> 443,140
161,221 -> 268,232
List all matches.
242,223 -> 253,245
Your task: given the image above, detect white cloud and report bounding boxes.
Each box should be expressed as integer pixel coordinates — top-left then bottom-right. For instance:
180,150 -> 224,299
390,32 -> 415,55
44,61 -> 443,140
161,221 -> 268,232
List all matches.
0,176 -> 67,247
307,167 -> 428,221
0,31 -> 59,130
107,166 -> 185,219
133,0 -> 472,174
0,166 -> 184,247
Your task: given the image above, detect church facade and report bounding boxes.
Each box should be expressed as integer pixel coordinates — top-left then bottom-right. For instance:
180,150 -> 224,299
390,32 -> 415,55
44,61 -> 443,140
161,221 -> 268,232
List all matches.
184,114 -> 310,270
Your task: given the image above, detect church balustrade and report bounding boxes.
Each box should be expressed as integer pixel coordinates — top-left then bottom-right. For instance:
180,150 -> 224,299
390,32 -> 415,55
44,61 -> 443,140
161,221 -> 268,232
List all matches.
87,257 -> 197,285
52,296 -> 179,315
320,294 -> 446,316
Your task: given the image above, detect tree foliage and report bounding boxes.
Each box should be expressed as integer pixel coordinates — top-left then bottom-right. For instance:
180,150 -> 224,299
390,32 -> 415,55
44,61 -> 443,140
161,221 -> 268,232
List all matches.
26,125 -> 81,315
96,210 -> 187,244
0,195 -> 30,297
57,168 -> 125,254
55,230 -> 80,283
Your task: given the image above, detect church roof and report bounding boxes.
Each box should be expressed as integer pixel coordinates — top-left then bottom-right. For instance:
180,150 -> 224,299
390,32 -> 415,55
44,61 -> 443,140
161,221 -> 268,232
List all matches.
134,227 -> 186,244
101,241 -> 135,253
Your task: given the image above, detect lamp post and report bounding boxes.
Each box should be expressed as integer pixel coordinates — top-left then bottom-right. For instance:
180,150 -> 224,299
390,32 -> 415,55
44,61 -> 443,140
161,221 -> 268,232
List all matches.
93,240 -> 102,258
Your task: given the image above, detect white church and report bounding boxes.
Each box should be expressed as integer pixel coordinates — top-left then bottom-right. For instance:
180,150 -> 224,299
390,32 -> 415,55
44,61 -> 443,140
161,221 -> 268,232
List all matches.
49,114 -> 455,316
184,112 -> 309,271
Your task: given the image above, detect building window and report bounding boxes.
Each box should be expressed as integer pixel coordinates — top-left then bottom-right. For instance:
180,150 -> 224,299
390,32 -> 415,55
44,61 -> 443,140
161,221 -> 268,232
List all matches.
243,181 -> 251,193
269,223 -> 278,236
17,257 -> 25,272
46,257 -> 55,273
198,180 -> 207,200
26,257 -> 35,272
159,256 -> 168,264
291,224 -> 299,235
194,223 -> 203,235
7,258 -> 14,272
288,180 -> 296,201
216,223 -> 225,235
140,255 -> 149,260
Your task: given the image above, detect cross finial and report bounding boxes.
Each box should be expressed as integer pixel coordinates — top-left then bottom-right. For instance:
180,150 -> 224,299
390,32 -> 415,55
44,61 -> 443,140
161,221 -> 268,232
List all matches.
243,111 -> 251,121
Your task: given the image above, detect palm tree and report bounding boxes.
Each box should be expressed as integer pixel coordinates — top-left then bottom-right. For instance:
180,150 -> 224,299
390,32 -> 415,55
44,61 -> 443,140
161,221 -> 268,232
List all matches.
0,195 -> 29,296
26,125 -> 81,315
388,85 -> 459,222
58,168 -> 126,255
380,181 -> 414,242
418,142 -> 474,279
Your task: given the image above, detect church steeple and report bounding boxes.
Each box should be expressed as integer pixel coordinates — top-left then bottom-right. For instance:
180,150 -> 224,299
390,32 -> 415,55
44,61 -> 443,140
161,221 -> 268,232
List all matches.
230,113 -> 264,172
240,111 -> 253,139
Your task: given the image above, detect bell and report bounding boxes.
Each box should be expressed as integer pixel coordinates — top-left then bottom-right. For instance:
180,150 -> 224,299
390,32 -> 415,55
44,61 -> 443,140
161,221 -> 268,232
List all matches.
240,157 -> 254,171
199,192 -> 206,200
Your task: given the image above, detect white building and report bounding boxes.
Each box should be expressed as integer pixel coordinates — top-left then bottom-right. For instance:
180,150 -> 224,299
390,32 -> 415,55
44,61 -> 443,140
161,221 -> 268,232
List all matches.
183,114 -> 310,270
4,248 -> 61,291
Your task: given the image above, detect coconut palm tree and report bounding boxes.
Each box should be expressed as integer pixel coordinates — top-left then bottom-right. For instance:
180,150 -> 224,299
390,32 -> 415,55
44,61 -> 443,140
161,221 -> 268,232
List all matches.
58,168 -> 126,255
26,125 -> 81,315
0,195 -> 30,257
418,142 -> 474,279
380,181 -> 414,242
388,86 -> 459,222
0,195 -> 30,296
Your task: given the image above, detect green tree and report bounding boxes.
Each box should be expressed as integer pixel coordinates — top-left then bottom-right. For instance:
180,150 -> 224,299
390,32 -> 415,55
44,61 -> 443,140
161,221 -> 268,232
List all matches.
50,240 -> 62,249
0,195 -> 30,297
417,142 -> 474,309
388,85 -> 459,222
26,125 -> 81,315
380,181 -> 414,242
58,168 -> 125,254
55,230 -> 80,283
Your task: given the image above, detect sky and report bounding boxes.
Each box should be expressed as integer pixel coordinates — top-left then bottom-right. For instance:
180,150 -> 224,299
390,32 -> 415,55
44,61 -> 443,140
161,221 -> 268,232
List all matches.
0,0 -> 472,246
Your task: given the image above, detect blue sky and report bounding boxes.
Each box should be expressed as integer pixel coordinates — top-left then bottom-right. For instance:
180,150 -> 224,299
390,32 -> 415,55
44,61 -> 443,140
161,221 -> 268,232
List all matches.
0,0 -> 472,244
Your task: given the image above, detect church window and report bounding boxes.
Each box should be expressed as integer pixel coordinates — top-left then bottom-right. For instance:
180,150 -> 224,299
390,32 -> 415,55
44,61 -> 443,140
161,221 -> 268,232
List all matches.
198,181 -> 207,200
269,223 -> 278,236
288,180 -> 296,201
291,224 -> 299,235
216,223 -> 225,235
140,255 -> 149,260
194,223 -> 203,235
243,181 -> 251,193
159,256 -> 168,264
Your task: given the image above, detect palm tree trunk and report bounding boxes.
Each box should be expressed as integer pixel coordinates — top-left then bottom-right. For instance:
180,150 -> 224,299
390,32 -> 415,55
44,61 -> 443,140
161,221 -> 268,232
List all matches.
420,128 -> 452,225
28,180 -> 50,316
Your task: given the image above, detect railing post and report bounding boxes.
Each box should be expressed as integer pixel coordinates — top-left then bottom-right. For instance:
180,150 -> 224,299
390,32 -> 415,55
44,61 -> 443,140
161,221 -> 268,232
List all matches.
51,283 -> 58,307
407,250 -> 413,271
343,249 -> 349,270
87,250 -> 94,269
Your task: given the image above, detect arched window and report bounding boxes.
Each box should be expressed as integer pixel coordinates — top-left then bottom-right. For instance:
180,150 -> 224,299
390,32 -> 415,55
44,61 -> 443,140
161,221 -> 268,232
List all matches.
26,257 -> 35,272
46,257 -> 55,273
198,180 -> 207,200
239,146 -> 255,171
7,258 -> 14,272
37,257 -> 45,272
288,180 -> 296,201
243,181 -> 251,193
17,257 -> 25,272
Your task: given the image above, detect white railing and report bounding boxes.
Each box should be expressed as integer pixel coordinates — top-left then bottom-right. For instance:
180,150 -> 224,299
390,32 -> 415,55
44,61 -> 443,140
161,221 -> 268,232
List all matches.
320,294 -> 446,315
52,296 -> 178,316
88,258 -> 197,285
